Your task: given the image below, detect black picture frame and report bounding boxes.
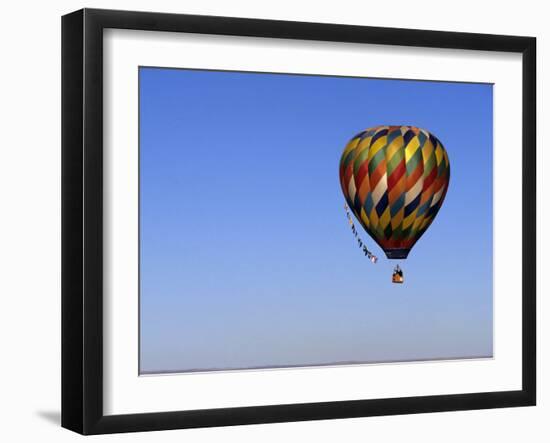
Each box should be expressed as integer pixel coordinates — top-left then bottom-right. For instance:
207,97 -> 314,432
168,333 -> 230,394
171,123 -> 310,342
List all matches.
62,8 -> 536,435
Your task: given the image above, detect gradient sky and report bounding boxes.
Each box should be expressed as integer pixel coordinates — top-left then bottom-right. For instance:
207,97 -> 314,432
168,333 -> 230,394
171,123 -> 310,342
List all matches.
139,67 -> 493,373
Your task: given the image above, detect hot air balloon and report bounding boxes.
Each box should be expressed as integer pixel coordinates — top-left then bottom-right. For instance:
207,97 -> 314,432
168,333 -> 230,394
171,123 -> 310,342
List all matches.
339,125 -> 450,281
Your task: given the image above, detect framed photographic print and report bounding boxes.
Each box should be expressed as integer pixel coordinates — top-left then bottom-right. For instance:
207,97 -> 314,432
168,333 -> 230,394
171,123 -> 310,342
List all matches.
61,8 -> 536,435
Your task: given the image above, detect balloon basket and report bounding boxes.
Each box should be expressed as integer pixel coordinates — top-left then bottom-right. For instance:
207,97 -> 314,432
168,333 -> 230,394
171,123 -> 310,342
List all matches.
392,265 -> 404,284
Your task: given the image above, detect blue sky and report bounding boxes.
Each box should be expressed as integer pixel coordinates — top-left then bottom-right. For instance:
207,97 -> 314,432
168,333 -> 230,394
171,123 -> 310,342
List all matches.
139,67 -> 493,373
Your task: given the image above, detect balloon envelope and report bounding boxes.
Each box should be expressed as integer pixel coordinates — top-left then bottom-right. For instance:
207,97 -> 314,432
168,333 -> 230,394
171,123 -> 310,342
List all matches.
339,125 -> 450,259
